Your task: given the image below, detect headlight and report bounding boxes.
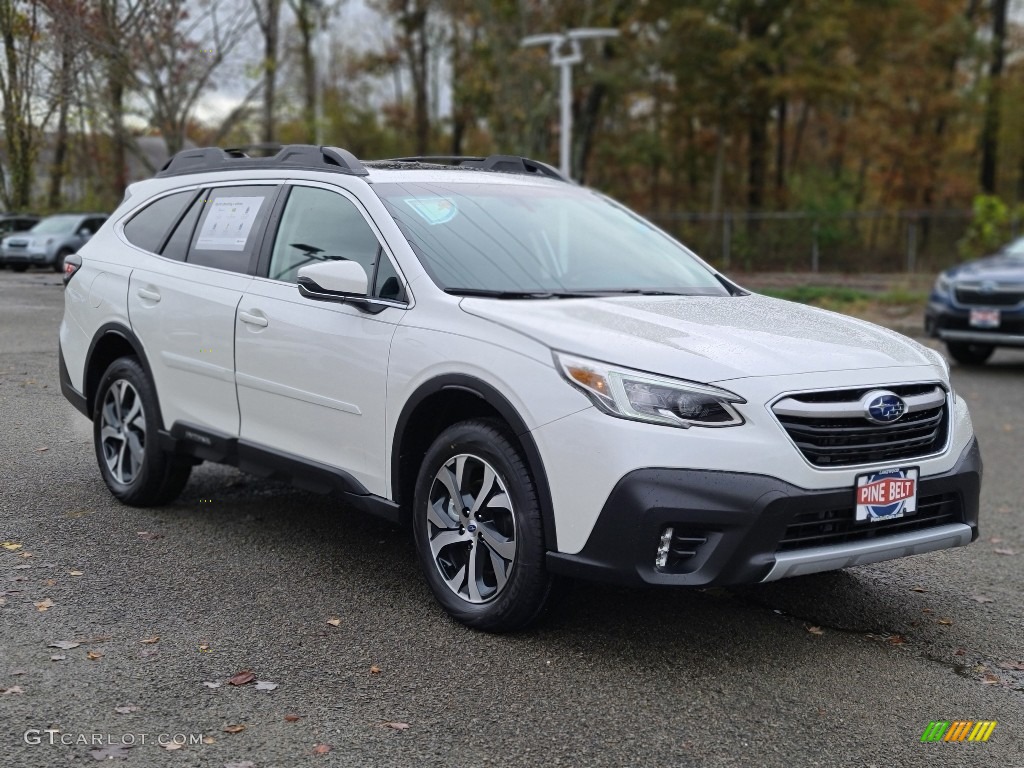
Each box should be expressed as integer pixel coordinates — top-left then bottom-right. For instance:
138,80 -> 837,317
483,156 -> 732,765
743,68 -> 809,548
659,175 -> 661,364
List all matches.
933,273 -> 952,294
553,351 -> 745,428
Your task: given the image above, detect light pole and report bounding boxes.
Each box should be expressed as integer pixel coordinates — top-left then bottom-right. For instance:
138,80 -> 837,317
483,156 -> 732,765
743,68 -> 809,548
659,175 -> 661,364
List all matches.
521,28 -> 619,179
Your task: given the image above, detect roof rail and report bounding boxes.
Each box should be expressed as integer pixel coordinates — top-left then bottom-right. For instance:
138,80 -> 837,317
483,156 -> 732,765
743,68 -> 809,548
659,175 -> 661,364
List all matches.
155,144 -> 369,178
384,154 -> 571,183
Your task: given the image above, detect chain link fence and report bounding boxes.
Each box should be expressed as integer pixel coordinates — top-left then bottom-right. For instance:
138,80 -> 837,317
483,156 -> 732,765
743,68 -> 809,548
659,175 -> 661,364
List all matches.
644,210 -> 1017,274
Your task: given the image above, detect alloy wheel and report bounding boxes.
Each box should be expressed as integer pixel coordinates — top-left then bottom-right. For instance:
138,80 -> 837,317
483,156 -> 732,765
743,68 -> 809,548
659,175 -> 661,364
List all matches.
426,453 -> 517,604
99,379 -> 146,485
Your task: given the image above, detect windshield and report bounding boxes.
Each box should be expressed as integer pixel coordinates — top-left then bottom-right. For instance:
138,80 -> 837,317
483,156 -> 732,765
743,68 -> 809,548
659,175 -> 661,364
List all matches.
374,181 -> 728,296
1005,237 -> 1024,259
31,215 -> 80,235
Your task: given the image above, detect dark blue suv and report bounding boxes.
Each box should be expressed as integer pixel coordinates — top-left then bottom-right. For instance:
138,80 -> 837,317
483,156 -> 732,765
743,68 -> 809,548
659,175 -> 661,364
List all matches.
926,236 -> 1024,365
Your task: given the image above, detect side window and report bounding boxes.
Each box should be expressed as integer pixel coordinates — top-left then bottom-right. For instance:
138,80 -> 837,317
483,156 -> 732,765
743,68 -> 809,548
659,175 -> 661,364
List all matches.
268,186 -> 381,286
123,191 -> 195,253
186,185 -> 276,274
373,251 -> 405,301
85,217 -> 107,234
162,194 -> 205,262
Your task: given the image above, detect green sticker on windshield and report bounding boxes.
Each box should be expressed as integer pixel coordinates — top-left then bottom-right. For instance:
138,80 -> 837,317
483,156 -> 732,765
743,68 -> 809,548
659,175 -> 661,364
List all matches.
404,197 -> 458,225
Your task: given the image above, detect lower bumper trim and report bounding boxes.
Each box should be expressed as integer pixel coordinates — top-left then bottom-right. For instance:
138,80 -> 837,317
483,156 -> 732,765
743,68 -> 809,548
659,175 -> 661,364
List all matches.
761,523 -> 972,582
938,329 -> 1024,347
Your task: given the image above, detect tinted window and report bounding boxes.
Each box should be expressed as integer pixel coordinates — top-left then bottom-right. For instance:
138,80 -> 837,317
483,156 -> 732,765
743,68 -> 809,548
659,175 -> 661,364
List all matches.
124,192 -> 194,252
187,185 -> 276,274
373,251 -> 404,301
162,195 -> 205,262
374,182 -> 728,296
269,186 -> 381,285
83,217 -> 107,234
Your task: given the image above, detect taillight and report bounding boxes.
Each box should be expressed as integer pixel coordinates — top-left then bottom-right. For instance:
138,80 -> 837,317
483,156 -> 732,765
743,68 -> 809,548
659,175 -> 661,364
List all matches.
63,253 -> 82,286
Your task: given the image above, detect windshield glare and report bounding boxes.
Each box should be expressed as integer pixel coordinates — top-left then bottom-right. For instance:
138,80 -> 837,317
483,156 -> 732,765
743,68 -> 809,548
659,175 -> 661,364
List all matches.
374,181 -> 728,296
1005,237 -> 1024,259
31,216 -> 79,235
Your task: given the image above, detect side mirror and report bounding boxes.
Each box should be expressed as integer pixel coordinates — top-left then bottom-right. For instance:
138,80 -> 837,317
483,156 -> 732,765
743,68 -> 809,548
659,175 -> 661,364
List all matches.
297,260 -> 380,312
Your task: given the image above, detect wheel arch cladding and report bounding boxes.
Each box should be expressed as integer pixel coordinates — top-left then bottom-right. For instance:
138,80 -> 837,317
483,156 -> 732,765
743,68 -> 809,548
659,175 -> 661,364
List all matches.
392,375 -> 558,551
85,324 -> 158,421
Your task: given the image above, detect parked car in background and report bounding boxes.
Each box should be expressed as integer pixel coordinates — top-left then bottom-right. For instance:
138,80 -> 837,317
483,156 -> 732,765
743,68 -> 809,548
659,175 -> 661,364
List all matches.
0,214 -> 41,268
926,236 -> 1024,365
1,213 -> 107,272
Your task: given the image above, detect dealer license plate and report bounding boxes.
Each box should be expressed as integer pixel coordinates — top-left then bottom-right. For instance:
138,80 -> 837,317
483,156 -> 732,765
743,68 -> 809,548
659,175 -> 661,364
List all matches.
969,308 -> 1000,328
855,468 -> 918,523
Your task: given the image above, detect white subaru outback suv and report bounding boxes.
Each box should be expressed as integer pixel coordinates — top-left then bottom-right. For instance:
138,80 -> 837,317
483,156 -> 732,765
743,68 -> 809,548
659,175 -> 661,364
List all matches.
59,145 -> 981,631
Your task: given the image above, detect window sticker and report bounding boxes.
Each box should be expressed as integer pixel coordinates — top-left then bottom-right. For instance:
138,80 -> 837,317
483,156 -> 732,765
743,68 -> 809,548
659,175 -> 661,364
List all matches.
403,197 -> 458,226
195,196 -> 265,251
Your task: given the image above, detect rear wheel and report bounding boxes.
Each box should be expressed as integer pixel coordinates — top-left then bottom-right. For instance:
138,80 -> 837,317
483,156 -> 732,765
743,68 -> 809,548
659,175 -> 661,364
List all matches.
412,419 -> 552,632
946,342 -> 994,366
93,357 -> 191,506
11,263 -> 27,272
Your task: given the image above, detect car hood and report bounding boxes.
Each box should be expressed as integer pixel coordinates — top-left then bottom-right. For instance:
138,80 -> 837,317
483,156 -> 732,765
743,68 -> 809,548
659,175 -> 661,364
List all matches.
460,293 -> 936,382
948,254 -> 1024,283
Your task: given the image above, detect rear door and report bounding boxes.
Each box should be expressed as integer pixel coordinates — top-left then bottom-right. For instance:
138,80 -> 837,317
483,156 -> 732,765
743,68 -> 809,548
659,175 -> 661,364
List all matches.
127,184 -> 280,435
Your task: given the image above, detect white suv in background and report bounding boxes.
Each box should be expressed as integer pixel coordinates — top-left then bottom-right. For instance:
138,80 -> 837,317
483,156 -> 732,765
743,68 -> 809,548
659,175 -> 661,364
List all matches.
59,145 -> 982,631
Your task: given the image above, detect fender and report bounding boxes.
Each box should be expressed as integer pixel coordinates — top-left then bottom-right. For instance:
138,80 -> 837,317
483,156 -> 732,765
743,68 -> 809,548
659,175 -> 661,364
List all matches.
392,374 -> 559,552
82,322 -> 161,424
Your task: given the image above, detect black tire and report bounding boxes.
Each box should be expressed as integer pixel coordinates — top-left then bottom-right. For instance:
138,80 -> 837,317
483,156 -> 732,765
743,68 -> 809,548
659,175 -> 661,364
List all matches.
53,249 -> 73,273
946,342 -> 994,366
10,263 -> 27,272
412,419 -> 552,632
93,357 -> 191,506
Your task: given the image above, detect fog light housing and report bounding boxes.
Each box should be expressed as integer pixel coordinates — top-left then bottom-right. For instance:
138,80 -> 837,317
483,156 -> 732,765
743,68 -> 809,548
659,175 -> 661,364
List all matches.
655,526 -> 674,570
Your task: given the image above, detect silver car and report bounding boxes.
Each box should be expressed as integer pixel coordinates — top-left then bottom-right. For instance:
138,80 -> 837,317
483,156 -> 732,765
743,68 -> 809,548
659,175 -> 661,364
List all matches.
1,213 -> 108,272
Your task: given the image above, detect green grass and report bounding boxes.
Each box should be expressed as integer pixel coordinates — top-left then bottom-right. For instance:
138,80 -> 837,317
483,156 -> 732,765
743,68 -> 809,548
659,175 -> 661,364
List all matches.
761,285 -> 928,307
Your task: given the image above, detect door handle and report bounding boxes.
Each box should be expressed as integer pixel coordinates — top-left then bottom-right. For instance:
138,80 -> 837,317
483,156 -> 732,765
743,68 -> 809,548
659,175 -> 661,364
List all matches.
239,310 -> 269,328
136,287 -> 160,302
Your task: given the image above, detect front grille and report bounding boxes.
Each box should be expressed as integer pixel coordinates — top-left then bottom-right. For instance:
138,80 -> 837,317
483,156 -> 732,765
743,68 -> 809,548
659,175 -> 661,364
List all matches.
774,384 -> 948,467
777,493 -> 962,552
955,286 -> 1024,307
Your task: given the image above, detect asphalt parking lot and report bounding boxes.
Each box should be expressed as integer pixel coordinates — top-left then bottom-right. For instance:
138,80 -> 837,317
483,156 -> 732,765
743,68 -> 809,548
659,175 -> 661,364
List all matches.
1,269 -> 1022,768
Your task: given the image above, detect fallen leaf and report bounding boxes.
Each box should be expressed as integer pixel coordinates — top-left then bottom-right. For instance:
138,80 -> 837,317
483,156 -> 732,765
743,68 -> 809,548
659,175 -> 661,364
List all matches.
937,618 -> 954,625
161,742 -> 184,751
69,571 -> 83,577
198,644 -> 211,652
34,599 -> 54,612
910,586 -> 927,593
971,595 -> 995,604
370,665 -> 381,674
227,671 -> 255,686
140,636 -> 160,644
993,548 -> 1017,556
19,551 -> 33,558
326,618 -> 341,627
312,744 -> 332,755
954,648 -> 967,656
921,608 -> 933,613
887,634 -> 907,646
284,714 -> 301,722
997,661 -> 1024,671
140,649 -> 158,658
89,744 -> 131,760
382,722 -> 410,731
42,578 -> 56,587
806,625 -> 824,636
202,681 -> 221,689
86,650 -> 103,660
9,670 -> 25,675
114,706 -> 139,714
201,736 -> 215,744
982,673 -> 1000,684
222,724 -> 246,734
50,654 -> 66,662
254,681 -> 278,692
224,762 -> 255,768
1,542 -> 22,551
1,686 -> 24,694
989,536 -> 1004,544
34,446 -> 49,453
13,564 -> 31,570
137,531 -> 163,541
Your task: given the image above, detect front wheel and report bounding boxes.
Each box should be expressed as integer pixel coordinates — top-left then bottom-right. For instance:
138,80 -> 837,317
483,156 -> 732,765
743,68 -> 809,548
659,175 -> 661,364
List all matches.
946,342 -> 994,366
93,357 -> 192,506
412,419 -> 552,632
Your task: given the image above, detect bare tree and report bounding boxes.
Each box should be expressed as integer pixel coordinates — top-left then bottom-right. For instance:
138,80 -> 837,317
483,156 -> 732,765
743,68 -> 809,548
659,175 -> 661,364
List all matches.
252,0 -> 283,143
0,0 -> 48,209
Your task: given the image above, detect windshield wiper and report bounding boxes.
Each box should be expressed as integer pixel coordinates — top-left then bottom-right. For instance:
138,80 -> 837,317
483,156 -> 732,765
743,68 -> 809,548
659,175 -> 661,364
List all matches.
445,288 -> 593,299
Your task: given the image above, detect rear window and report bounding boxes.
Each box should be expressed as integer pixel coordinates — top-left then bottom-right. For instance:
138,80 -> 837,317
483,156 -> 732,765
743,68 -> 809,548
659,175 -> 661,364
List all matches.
123,191 -> 196,253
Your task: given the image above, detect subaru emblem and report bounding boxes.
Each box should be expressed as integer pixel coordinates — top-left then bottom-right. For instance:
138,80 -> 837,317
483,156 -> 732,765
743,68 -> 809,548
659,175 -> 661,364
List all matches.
979,280 -> 997,294
862,390 -> 906,425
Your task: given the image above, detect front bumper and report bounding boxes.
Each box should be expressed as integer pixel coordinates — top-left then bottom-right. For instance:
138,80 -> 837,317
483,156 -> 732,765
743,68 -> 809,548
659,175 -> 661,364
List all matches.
926,301 -> 1024,347
546,437 -> 981,587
